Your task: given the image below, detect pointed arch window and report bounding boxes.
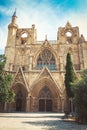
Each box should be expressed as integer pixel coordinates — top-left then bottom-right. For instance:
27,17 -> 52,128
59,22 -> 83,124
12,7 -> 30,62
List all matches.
37,49 -> 56,70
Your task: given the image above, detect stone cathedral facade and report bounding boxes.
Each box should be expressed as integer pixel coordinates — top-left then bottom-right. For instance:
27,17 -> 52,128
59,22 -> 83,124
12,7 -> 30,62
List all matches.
4,11 -> 87,112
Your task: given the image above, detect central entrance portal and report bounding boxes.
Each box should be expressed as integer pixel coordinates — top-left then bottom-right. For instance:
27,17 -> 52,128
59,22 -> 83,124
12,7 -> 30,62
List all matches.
39,99 -> 52,112
38,86 -> 53,112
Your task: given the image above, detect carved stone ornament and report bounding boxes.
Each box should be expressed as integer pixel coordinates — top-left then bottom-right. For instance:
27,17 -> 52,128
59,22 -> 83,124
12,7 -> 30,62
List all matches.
39,86 -> 52,98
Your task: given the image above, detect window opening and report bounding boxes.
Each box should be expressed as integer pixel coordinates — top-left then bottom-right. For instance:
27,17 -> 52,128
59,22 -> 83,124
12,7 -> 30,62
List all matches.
37,49 -> 56,70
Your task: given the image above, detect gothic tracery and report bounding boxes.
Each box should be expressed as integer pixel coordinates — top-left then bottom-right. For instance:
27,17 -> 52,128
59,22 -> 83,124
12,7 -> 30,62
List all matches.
39,86 -> 52,98
37,49 -> 56,70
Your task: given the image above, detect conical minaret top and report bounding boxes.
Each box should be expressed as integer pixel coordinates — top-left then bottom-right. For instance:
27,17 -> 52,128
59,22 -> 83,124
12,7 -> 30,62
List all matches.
12,8 -> 17,17
11,9 -> 17,25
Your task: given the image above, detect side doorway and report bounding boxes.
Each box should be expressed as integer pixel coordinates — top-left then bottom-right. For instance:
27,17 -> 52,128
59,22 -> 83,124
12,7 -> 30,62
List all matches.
12,83 -> 28,112
16,91 -> 23,111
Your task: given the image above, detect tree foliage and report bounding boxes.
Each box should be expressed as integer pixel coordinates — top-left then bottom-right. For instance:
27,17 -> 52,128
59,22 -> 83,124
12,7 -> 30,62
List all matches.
73,69 -> 87,122
0,55 -> 6,73
0,55 -> 15,104
65,53 -> 75,98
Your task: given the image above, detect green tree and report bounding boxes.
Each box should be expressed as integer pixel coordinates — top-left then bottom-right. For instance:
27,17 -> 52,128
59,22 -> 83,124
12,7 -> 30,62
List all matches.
73,69 -> 87,123
65,53 -> 75,98
0,54 -> 6,72
0,55 -> 15,111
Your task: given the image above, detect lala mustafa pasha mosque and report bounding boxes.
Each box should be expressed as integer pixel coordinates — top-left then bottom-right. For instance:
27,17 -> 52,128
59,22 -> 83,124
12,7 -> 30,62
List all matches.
2,10 -> 87,112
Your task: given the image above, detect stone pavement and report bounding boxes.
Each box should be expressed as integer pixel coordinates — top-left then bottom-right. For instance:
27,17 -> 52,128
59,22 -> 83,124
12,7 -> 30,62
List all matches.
0,113 -> 87,130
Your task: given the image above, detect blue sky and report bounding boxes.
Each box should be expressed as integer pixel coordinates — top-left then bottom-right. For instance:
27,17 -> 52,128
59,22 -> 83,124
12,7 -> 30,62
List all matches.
0,0 -> 87,54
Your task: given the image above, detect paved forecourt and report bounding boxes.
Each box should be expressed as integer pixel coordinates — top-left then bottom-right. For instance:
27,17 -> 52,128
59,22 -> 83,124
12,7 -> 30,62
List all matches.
0,113 -> 87,130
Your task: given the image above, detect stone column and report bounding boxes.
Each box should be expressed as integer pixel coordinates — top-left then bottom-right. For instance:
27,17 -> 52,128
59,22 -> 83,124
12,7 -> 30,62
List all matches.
61,97 -> 65,112
79,44 -> 84,69
29,55 -> 33,70
59,56 -> 64,71
26,95 -> 31,112
9,63 -> 13,71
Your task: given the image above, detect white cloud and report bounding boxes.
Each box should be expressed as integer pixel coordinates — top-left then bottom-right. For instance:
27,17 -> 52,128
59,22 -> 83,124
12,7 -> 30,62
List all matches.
0,5 -> 13,16
16,1 -> 66,40
0,26 -> 7,51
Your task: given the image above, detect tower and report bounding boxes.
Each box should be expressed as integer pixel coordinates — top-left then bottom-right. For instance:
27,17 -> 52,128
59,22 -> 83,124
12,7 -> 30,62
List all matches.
5,10 -> 18,70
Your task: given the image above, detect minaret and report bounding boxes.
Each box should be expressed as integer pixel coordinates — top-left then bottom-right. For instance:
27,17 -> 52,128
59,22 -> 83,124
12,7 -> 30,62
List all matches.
6,9 -> 18,47
5,9 -> 18,71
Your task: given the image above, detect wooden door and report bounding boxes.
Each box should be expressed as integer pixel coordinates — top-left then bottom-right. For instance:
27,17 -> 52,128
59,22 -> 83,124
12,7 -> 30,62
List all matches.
39,99 -> 45,111
16,98 -> 22,111
46,99 -> 52,112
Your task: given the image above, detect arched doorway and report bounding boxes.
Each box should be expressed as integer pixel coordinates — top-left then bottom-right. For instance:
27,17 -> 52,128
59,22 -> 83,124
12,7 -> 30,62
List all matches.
38,86 -> 53,112
31,77 -> 61,112
12,83 -> 28,112
16,90 -> 23,111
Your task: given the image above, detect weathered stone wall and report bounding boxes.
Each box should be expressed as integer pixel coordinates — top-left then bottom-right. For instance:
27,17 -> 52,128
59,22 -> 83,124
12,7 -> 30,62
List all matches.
4,15 -> 87,112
